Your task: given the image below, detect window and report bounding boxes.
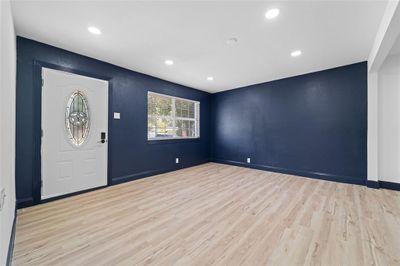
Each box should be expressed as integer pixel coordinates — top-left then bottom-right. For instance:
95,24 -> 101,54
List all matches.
65,91 -> 90,147
148,92 -> 200,140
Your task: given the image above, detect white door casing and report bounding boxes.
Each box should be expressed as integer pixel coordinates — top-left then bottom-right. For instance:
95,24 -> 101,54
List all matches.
41,68 -> 108,199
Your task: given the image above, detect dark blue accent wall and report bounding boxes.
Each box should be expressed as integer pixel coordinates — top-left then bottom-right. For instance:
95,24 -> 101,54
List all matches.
211,62 -> 367,184
16,37 -> 211,207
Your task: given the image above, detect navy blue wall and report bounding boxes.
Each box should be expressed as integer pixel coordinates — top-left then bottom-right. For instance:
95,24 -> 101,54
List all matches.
16,37 -> 211,207
211,62 -> 367,184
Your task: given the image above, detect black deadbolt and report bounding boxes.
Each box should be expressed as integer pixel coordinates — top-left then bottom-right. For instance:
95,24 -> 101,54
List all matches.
101,132 -> 106,143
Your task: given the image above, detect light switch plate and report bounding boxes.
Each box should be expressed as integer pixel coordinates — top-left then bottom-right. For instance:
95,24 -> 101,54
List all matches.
247,158 -> 251,163
176,158 -> 179,164
114,112 -> 121,119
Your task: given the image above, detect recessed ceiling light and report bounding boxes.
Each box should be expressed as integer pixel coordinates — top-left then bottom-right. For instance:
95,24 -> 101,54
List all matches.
88,26 -> 101,35
265,8 -> 280,20
226,37 -> 238,45
291,50 -> 302,57
165,60 -> 174,66
207,76 -> 214,81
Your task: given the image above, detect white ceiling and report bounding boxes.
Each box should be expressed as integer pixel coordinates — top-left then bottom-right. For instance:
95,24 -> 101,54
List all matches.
11,1 -> 388,93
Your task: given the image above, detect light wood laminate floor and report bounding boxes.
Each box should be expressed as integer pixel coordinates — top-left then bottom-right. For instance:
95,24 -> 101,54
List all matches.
13,163 -> 400,265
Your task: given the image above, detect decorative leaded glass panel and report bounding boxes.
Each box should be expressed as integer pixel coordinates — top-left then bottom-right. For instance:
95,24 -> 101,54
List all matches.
65,91 -> 90,146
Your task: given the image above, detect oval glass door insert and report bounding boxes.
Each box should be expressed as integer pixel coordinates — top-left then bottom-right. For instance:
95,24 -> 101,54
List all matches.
65,91 -> 90,146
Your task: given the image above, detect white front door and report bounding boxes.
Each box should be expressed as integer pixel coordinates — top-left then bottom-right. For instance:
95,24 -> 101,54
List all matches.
41,68 -> 108,199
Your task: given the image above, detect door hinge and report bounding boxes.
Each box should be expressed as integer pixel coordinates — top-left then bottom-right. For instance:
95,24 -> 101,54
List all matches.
41,129 -> 43,138
41,78 -> 44,87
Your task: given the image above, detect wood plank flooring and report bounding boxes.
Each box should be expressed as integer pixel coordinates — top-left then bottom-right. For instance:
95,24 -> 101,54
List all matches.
13,163 -> 400,265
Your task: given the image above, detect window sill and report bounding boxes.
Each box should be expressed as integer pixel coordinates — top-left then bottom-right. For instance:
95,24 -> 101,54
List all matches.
147,137 -> 201,145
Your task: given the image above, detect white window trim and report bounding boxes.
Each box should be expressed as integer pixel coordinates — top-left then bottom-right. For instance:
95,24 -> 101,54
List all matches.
148,91 -> 200,141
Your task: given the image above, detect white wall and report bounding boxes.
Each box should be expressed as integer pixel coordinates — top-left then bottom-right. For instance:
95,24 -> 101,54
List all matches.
367,0 -> 400,182
378,54 -> 400,183
0,0 -> 17,264
368,71 -> 379,182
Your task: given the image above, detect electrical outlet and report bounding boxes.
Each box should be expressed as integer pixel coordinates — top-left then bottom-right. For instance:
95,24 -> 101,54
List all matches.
114,112 -> 121,119
176,158 -> 179,164
247,158 -> 251,163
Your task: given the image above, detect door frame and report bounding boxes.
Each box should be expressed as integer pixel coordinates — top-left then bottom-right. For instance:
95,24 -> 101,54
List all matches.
32,60 -> 113,205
